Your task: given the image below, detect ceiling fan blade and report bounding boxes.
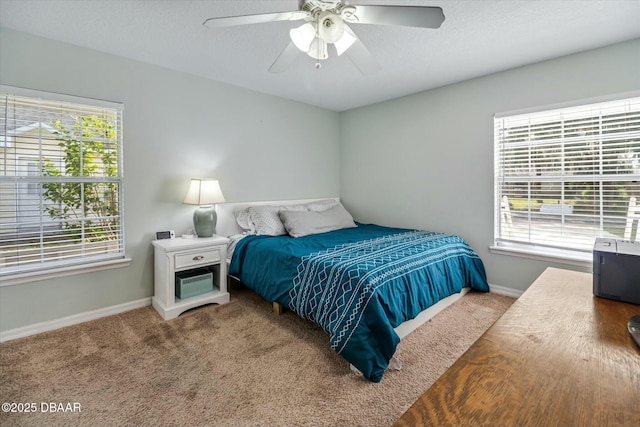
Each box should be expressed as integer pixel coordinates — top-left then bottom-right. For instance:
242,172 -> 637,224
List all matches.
344,39 -> 381,76
334,25 -> 358,56
203,11 -> 309,28
346,5 -> 445,29
268,41 -> 301,73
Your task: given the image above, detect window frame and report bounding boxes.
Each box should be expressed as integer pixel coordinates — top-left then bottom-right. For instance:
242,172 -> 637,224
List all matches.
0,85 -> 130,286
491,92 -> 640,266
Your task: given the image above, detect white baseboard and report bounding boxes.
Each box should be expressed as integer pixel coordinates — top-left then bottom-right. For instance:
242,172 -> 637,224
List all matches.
0,297 -> 152,343
489,283 -> 523,298
0,285 -> 521,343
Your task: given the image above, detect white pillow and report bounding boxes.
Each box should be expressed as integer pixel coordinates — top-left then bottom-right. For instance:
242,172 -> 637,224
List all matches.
234,200 -> 340,236
248,205 -> 286,236
279,203 -> 357,237
234,208 -> 255,233
247,204 -> 308,236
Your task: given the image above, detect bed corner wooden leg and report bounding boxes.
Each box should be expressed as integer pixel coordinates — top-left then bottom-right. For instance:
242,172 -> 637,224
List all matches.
272,302 -> 284,315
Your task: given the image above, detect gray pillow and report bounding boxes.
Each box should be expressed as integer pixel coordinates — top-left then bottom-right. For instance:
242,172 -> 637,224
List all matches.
300,199 -> 339,212
280,203 -> 357,237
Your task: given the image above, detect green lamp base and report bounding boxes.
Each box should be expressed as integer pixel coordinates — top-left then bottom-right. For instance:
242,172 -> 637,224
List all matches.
193,205 -> 217,238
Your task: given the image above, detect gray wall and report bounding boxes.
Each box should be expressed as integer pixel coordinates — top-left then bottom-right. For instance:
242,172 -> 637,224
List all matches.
340,38 -> 640,292
0,28 -> 340,331
1,26 -> 638,333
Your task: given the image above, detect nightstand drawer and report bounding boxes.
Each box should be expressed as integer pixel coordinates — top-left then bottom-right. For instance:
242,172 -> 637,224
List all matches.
175,249 -> 221,269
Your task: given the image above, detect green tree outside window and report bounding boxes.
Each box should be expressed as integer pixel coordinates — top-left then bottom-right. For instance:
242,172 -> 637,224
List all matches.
41,115 -> 119,242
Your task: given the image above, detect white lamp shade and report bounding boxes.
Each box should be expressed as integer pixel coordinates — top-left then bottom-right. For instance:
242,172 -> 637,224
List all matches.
183,179 -> 225,206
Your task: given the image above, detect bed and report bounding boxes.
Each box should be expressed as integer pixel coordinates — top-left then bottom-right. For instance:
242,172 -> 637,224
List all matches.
218,199 -> 489,382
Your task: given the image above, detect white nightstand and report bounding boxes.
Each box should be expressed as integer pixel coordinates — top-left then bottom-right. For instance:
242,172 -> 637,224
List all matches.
152,236 -> 230,320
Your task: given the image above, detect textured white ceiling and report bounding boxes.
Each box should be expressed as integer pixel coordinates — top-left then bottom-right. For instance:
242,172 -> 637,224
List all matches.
1,0 -> 639,111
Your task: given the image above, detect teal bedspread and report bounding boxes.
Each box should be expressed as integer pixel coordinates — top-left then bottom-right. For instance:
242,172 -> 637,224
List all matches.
229,223 -> 489,382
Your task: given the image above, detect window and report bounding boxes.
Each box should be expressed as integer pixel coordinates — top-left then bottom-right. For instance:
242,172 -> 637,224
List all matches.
494,95 -> 640,261
0,86 -> 126,284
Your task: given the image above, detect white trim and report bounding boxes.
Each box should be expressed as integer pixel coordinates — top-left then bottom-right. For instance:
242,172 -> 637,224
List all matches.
1,84 -> 123,110
493,95 -> 639,257
0,257 -> 132,287
0,296 -> 151,343
489,283 -> 523,298
494,90 -> 640,118
490,244 -> 592,268
0,86 -> 127,283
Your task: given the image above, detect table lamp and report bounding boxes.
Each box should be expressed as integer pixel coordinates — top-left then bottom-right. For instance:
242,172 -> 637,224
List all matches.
183,178 -> 225,237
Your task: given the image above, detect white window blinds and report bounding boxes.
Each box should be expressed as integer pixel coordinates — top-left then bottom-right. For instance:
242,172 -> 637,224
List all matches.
0,87 -> 125,279
494,96 -> 640,254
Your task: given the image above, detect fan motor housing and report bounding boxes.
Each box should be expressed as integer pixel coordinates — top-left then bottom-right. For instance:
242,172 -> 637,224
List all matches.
300,0 -> 345,15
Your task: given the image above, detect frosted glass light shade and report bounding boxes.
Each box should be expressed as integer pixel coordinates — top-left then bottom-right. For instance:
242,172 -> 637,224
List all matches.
290,23 -> 316,52
317,12 -> 344,43
290,18 -> 356,59
307,38 -> 328,60
183,179 -> 225,238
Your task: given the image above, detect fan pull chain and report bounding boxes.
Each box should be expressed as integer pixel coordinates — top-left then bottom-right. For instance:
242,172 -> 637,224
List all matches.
315,37 -> 321,68
315,14 -> 322,69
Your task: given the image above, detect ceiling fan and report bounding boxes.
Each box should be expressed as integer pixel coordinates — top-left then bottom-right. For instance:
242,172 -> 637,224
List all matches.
203,0 -> 445,75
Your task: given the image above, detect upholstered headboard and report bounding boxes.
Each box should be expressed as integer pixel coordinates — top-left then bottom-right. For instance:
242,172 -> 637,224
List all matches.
215,197 -> 339,237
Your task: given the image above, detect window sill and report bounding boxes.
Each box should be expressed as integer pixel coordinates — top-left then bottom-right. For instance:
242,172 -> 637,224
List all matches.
0,257 -> 132,287
489,244 -> 592,268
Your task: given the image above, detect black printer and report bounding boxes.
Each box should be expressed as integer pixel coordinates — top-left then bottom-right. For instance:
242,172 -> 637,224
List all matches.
593,238 -> 640,305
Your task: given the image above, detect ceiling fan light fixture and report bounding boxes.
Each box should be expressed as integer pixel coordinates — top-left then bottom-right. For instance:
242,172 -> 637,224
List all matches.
307,38 -> 328,60
317,12 -> 344,43
204,0 -> 445,75
334,24 -> 357,56
290,22 -> 316,52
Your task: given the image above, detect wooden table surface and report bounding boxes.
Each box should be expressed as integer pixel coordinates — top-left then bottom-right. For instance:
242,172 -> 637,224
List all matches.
393,267 -> 640,427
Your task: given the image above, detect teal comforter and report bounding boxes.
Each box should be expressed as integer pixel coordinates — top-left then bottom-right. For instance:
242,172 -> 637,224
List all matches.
229,223 -> 489,382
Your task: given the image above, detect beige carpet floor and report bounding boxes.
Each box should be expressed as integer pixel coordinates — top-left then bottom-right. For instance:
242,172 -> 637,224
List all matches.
0,285 -> 514,427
